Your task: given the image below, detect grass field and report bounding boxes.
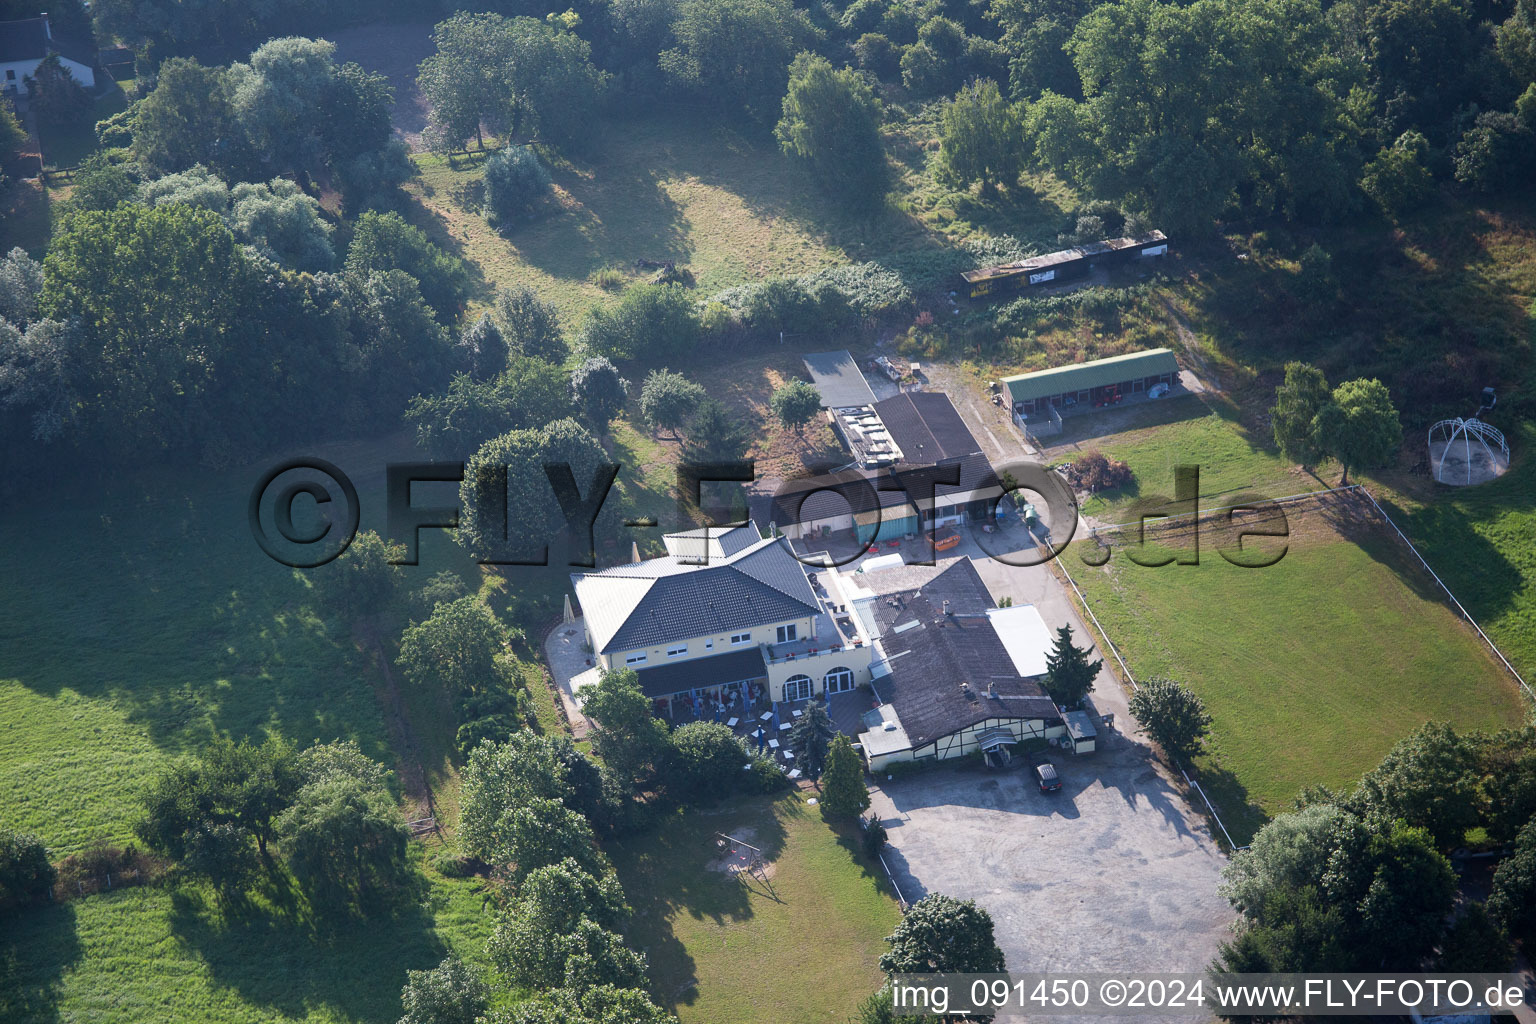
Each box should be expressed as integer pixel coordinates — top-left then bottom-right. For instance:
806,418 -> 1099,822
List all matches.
1068,492 -> 1529,843
609,792 -> 901,1024
1,859 -> 493,1024
1050,396 -> 1314,520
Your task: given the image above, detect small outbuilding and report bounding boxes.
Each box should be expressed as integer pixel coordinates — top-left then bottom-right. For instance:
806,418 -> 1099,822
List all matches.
1001,348 -> 1179,421
1061,710 -> 1098,755
962,231 -> 1168,299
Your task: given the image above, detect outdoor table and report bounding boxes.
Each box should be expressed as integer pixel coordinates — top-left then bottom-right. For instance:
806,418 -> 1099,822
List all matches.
768,738 -> 779,749
778,721 -> 791,730
726,717 -> 739,727
760,711 -> 773,721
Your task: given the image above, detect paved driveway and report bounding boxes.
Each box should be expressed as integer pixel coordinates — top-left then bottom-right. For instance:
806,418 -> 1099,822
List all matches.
865,531 -> 1234,993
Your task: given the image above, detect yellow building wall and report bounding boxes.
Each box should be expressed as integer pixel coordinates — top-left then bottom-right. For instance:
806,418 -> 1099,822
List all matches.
596,615 -> 815,673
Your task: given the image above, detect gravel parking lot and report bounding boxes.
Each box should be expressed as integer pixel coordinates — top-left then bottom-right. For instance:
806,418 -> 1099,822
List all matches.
868,729 -> 1233,980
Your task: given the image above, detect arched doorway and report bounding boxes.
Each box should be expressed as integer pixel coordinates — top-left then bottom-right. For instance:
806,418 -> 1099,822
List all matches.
824,666 -> 854,694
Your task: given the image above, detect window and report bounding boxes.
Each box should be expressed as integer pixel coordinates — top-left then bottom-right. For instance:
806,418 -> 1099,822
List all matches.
624,652 -> 647,665
824,666 -> 854,694
704,640 -> 713,650
783,675 -> 813,701
5,70 -> 15,80
666,644 -> 688,657
730,632 -> 751,645
776,624 -> 797,644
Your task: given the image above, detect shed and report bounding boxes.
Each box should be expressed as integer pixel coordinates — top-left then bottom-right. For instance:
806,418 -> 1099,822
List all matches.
1002,348 -> 1179,416
1062,710 -> 1098,754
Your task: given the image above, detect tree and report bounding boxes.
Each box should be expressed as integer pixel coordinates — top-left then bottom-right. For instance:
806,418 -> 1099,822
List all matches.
1127,677 -> 1212,762
580,669 -> 673,791
1313,378 -> 1401,484
1367,0 -> 1476,132
879,893 -> 1007,973
0,94 -> 24,166
1454,111 -> 1536,193
1488,820 -> 1536,944
63,151 -> 141,213
460,735 -> 610,856
132,58 -> 245,175
39,202 -> 255,449
669,721 -> 749,803
1437,903 -> 1514,972
0,828 -> 55,915
26,55 -> 88,127
661,0 -> 801,120
1029,0 -> 1362,232
397,597 -> 514,698
0,247 -> 42,326
484,144 -> 552,226
1361,131 -> 1435,215
137,735 -> 301,870
579,282 -> 701,362
1353,722 -> 1480,851
1221,803 -> 1345,919
853,34 -> 901,80
494,797 -> 607,883
312,529 -> 404,621
938,79 -> 1025,195
775,52 -> 889,210
1325,818 -> 1457,969
788,698 -> 836,779
345,211 -> 470,324
821,735 -> 869,818
458,418 -> 613,563
277,774 -> 410,908
482,986 -> 672,1024
495,285 -> 568,364
406,361 -> 572,459
229,179 -> 334,271
458,313 -> 510,382
640,368 -> 705,437
228,37 -> 342,178
683,398 -> 751,462
1042,624 -> 1100,708
1474,727 -> 1536,844
769,379 -> 821,434
398,956 -> 490,1024
570,356 -> 629,433
499,17 -> 609,151
1270,362 -> 1330,469
417,13 -> 515,152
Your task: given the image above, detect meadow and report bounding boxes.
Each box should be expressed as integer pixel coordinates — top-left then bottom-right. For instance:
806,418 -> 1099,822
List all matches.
609,792 -> 901,1024
1066,492 -> 1530,843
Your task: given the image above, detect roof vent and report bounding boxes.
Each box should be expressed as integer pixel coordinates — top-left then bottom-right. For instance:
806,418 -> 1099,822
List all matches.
883,721 -> 897,731
987,681 -> 997,698
943,599 -> 951,616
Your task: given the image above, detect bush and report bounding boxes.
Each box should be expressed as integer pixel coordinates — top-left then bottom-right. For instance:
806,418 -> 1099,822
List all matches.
484,144 -> 552,226
861,816 -> 888,859
1063,450 -> 1132,492
853,33 -> 901,79
430,851 -> 476,878
1,828 -> 56,913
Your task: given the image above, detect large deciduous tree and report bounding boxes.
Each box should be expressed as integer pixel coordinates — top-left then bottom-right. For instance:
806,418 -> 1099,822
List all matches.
496,285 -> 568,364
769,378 -> 821,434
579,669 -> 673,791
396,596 -> 514,697
938,78 -> 1026,195
458,418 -> 614,563
579,282 -> 701,362
879,893 -> 1007,973
640,368 -> 706,437
661,0 -> 802,120
1312,377 -> 1400,484
570,356 -> 629,433
775,52 -> 889,210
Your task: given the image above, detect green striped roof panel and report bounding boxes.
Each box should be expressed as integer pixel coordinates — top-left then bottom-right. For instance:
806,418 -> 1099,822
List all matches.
1001,348 -> 1179,403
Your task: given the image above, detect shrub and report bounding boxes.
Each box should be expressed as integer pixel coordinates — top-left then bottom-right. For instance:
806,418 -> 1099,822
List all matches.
1063,450 -> 1132,492
1,829 -> 55,912
430,851 -> 475,878
484,144 -> 552,226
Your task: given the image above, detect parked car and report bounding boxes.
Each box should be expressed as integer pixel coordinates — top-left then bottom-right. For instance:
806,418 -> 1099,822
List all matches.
1035,762 -> 1062,793
1149,382 -> 1170,399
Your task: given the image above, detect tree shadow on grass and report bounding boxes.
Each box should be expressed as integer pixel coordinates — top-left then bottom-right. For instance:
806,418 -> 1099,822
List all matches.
0,901 -> 82,1024
166,877 -> 445,1023
608,794 -> 796,1012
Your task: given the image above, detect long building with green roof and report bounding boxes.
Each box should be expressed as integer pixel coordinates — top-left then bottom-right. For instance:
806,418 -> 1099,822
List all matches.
1000,348 -> 1179,419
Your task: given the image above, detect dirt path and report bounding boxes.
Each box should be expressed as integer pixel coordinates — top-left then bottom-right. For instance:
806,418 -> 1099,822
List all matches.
1160,297 -> 1218,388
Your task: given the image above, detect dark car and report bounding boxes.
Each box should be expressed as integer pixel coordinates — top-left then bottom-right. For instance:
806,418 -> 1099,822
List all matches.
1035,762 -> 1062,793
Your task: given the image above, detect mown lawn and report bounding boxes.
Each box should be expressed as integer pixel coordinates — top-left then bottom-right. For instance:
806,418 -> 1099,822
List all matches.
1068,500 -> 1529,844
609,792 -> 901,1024
1054,397 -> 1315,520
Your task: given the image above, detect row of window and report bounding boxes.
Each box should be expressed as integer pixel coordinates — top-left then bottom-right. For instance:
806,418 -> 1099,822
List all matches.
622,624 -> 801,666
